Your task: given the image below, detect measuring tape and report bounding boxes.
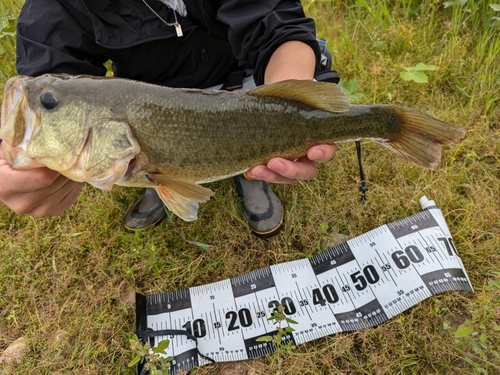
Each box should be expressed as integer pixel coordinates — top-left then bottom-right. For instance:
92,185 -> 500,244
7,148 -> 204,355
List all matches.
135,196 -> 473,375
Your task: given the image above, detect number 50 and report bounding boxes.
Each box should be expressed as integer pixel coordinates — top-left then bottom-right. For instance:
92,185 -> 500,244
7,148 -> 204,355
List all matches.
350,265 -> 380,291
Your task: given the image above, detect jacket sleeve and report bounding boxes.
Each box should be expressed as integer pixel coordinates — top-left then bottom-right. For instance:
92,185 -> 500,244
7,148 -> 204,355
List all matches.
216,0 -> 321,86
16,0 -> 108,76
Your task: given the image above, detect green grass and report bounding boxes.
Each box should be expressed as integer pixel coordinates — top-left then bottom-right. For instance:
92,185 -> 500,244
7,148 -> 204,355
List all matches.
1,0 -> 500,374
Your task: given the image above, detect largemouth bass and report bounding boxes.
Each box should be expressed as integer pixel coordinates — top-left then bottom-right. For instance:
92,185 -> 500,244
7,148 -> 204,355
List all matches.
0,74 -> 465,221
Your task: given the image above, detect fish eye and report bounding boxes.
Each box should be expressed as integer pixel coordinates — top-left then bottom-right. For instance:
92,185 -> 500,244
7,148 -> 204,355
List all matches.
40,89 -> 59,110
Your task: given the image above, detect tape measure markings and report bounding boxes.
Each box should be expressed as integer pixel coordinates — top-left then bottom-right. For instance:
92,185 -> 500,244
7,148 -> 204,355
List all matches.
136,198 -> 473,375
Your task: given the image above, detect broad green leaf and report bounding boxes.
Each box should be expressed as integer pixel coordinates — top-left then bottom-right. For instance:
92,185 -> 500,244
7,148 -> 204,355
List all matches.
490,4 -> 500,11
129,334 -> 140,344
256,335 -> 274,342
400,71 -> 428,83
338,79 -> 359,94
480,333 -> 488,344
128,355 -> 142,367
455,323 -> 474,338
401,63 -> 435,72
350,92 -> 364,103
276,331 -> 283,344
414,63 -> 436,71
156,339 -> 170,352
1,25 -> 15,33
338,79 -> 363,102
443,0 -> 467,8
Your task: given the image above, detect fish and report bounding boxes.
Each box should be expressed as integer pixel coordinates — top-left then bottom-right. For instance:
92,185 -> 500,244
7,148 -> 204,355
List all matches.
0,74 -> 466,221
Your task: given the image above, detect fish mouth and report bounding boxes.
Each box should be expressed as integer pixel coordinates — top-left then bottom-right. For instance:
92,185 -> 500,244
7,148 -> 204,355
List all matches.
1,77 -> 24,134
123,157 -> 137,180
0,76 -> 41,169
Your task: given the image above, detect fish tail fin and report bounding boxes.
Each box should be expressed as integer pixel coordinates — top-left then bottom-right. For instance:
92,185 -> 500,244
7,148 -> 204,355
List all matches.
380,106 -> 466,169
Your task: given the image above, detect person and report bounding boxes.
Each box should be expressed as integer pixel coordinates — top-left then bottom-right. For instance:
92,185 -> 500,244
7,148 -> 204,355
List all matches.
0,0 -> 338,238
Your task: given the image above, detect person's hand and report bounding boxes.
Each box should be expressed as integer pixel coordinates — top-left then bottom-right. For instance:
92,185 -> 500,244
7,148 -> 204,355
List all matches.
246,144 -> 338,184
0,143 -> 83,216
252,41 -> 338,184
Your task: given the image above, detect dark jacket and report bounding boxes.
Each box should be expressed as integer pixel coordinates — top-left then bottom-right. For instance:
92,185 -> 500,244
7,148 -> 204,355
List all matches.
16,0 -> 321,88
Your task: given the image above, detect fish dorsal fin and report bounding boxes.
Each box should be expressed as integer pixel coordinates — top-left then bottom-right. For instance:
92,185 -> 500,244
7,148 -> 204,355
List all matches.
245,79 -> 351,113
146,174 -> 215,222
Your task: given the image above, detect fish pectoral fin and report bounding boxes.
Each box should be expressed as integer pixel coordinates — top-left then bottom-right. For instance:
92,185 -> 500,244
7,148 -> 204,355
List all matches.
246,79 -> 351,113
147,174 -> 215,222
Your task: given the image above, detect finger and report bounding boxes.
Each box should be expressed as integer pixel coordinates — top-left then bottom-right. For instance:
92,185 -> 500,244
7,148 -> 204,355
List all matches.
307,144 -> 338,162
247,157 -> 317,183
27,180 -> 83,217
1,143 -> 62,190
45,181 -> 83,216
246,165 -> 297,184
58,182 -> 84,210
10,176 -> 81,216
0,163 -> 60,193
267,157 -> 317,181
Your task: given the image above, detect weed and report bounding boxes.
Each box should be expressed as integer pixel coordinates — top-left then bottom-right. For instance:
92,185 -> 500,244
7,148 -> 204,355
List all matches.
128,335 -> 173,375
338,78 -> 364,102
256,304 -> 298,350
398,63 -> 437,84
491,4 -> 500,25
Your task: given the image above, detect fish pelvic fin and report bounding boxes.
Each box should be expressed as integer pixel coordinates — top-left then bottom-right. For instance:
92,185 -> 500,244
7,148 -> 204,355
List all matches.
246,79 -> 350,113
380,106 -> 466,169
146,174 -> 215,222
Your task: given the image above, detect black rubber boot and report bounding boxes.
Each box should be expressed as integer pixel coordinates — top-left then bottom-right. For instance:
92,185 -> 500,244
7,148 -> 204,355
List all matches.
124,188 -> 166,230
234,174 -> 284,239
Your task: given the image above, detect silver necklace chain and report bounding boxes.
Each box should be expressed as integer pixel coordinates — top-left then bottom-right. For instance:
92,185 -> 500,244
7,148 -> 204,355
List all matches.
141,0 -> 183,37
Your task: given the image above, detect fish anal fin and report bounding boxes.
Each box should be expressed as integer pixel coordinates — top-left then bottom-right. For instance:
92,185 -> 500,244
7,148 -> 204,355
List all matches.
246,79 -> 350,113
147,174 -> 215,222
